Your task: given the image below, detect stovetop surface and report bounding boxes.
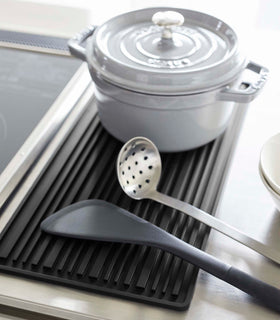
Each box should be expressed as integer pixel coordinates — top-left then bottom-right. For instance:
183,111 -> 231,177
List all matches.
0,47 -> 80,175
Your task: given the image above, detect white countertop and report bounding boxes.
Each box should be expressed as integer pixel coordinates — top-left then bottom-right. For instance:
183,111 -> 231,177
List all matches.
1,0 -> 280,319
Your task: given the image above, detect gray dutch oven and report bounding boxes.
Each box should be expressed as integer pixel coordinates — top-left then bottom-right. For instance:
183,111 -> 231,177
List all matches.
68,7 -> 268,152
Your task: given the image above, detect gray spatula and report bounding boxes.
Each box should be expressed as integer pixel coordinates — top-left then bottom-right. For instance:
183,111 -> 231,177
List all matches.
40,199 -> 280,313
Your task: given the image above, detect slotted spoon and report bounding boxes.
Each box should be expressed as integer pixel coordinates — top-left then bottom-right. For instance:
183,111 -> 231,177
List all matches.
117,136 -> 280,265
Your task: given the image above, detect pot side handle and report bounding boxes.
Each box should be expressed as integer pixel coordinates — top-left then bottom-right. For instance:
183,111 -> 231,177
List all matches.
218,61 -> 269,103
68,25 -> 96,61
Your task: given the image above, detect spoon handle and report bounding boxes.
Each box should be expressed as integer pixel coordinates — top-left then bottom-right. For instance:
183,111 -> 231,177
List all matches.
157,232 -> 280,313
150,191 -> 280,265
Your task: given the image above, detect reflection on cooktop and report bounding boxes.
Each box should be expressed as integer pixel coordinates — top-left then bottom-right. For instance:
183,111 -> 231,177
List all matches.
0,112 -> 7,142
0,47 -> 80,176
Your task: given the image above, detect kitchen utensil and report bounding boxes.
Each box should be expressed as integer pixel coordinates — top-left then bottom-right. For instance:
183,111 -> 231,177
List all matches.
68,7 -> 268,152
260,133 -> 280,195
40,199 -> 280,313
117,136 -> 280,264
259,165 -> 280,212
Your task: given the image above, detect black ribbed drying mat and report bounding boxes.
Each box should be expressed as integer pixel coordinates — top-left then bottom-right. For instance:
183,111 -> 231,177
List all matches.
0,103 -> 243,310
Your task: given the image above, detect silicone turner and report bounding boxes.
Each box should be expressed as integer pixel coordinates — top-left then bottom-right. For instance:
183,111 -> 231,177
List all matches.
40,199 -> 280,313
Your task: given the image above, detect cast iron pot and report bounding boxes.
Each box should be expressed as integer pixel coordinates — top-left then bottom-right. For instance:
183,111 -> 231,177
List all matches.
68,7 -> 268,152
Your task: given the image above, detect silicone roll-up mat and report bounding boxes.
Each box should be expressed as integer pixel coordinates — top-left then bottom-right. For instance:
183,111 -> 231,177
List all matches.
0,101 -> 245,310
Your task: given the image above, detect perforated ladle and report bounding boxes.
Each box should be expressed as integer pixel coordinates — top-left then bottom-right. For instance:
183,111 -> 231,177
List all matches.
117,136 -> 280,265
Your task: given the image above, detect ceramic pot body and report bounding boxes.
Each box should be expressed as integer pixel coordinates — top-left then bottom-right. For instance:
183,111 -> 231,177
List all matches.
68,7 -> 268,151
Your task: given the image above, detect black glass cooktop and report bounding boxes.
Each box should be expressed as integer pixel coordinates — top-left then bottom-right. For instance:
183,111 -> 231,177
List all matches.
0,46 -> 80,175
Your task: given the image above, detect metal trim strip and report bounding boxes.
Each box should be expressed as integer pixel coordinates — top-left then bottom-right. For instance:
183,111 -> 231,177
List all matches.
0,64 -> 94,233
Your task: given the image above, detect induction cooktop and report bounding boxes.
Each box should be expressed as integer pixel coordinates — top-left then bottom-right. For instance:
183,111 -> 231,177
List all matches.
0,46 -> 80,175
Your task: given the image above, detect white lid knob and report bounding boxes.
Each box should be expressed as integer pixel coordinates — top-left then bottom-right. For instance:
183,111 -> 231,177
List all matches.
152,11 -> 184,39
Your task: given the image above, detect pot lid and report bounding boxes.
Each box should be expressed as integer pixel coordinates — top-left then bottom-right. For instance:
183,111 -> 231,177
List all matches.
88,7 -> 246,95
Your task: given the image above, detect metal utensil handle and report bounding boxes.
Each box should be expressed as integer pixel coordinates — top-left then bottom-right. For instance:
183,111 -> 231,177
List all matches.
218,61 -> 269,103
150,190 -> 280,264
68,25 -> 96,61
